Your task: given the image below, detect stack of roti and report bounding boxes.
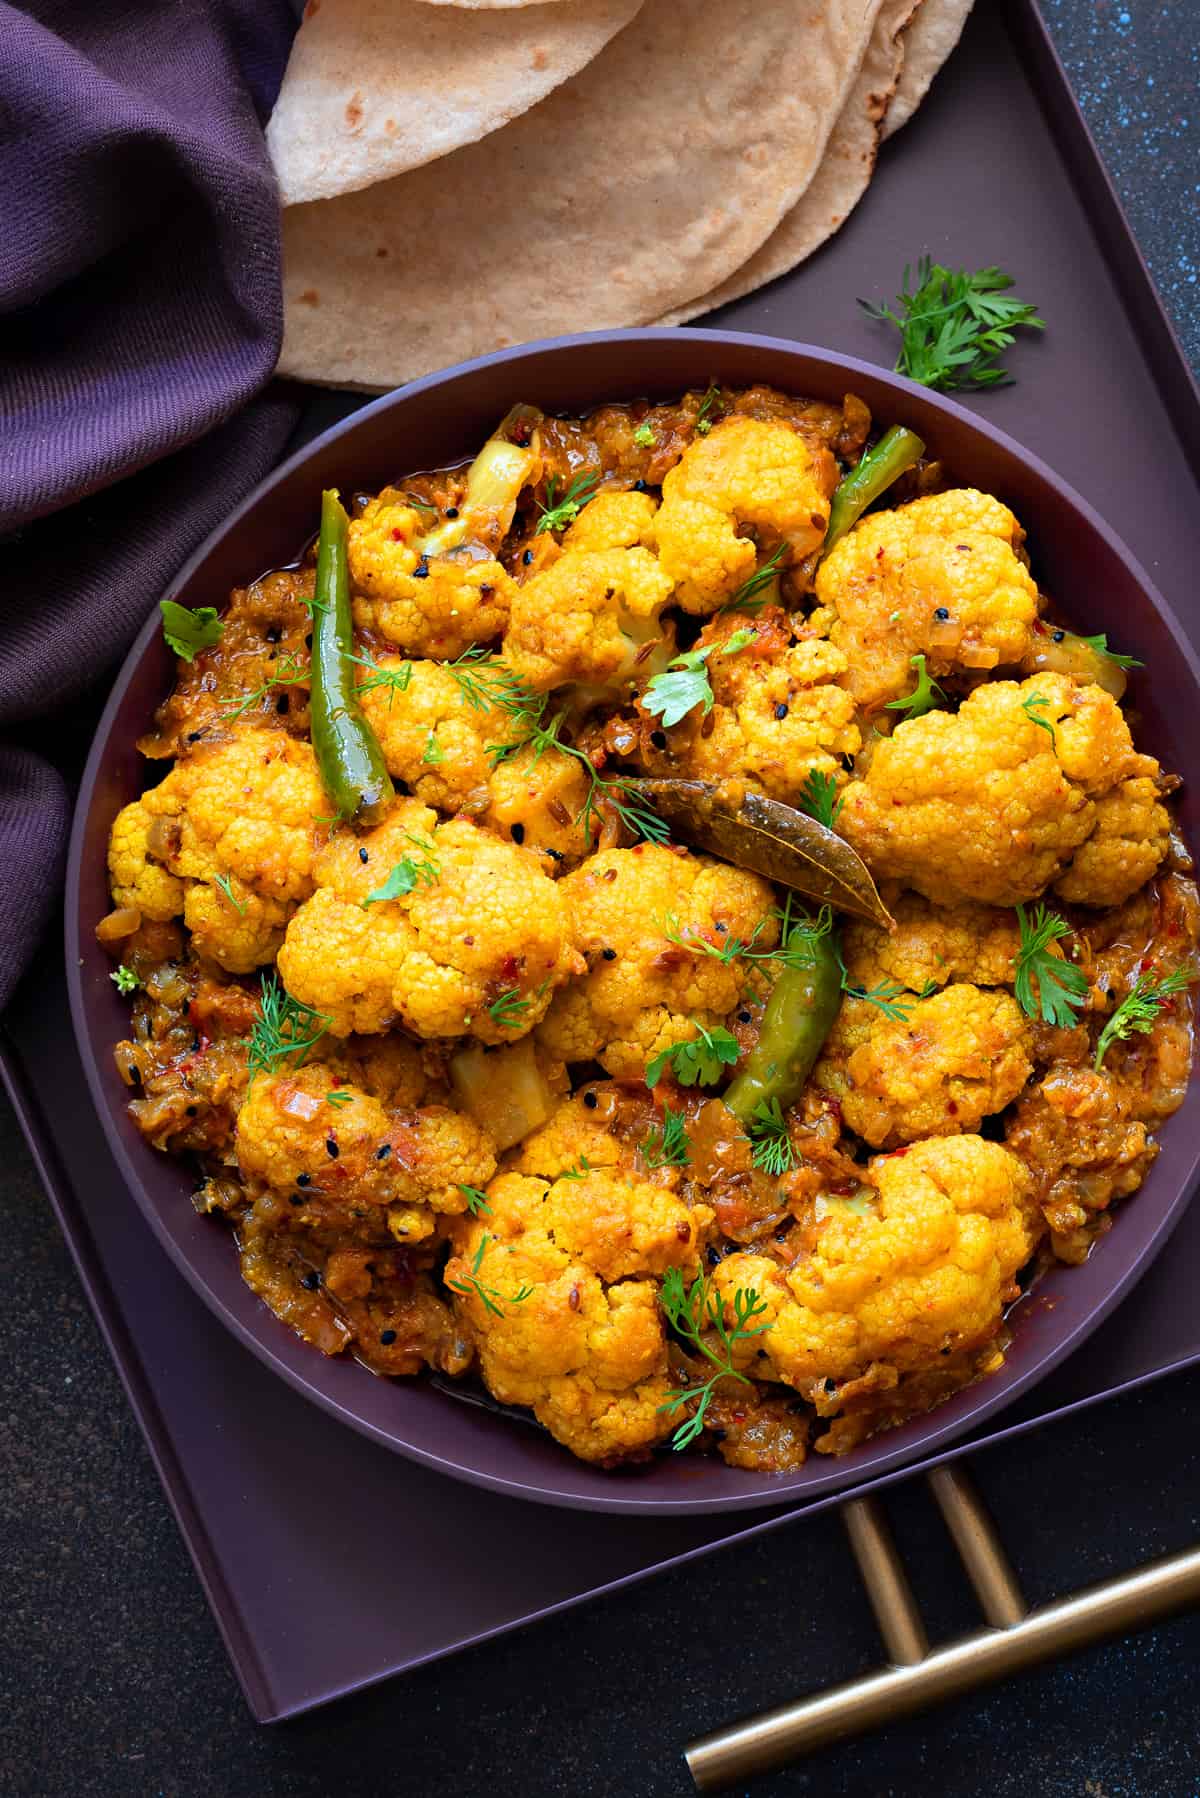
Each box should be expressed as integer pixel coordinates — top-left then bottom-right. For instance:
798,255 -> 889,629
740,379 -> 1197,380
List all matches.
273,0 -> 973,391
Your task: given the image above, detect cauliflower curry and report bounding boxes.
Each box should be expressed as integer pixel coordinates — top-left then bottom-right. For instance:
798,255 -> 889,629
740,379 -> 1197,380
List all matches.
100,384 -> 1198,1475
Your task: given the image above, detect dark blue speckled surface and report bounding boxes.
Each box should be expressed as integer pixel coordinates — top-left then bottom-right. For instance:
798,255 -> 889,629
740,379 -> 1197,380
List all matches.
2,5 -> 1198,1794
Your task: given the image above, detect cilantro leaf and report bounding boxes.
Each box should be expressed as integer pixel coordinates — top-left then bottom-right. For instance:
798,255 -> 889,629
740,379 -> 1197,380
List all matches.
643,646 -> 716,728
1094,968 -> 1193,1070
160,600 -> 223,662
1014,903 -> 1089,1028
645,1022 -> 740,1090
1077,633 -> 1144,672
860,258 -> 1044,391
885,653 -> 945,721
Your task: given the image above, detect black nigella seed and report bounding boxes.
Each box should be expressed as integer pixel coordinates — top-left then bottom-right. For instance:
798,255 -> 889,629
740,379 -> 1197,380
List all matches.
185,730 -> 204,745
774,703 -> 789,720
290,1195 -> 305,1207
301,1271 -> 320,1291
414,557 -> 430,580
265,625 -> 282,644
305,632 -> 313,650
583,1091 -> 599,1110
545,847 -> 565,863
649,729 -> 667,750
275,693 -> 289,714
510,823 -> 525,844
380,1329 -> 397,1345
296,1172 -> 312,1187
1052,628 -> 1066,643
523,548 -> 534,566
185,1104 -> 198,1117
326,1138 -> 339,1159
933,606 -> 951,621
376,1143 -> 392,1161
359,846 -> 370,863
738,1009 -> 753,1024
445,507 -> 459,519
824,1377 -> 837,1393
633,480 -> 648,493
602,947 -> 617,961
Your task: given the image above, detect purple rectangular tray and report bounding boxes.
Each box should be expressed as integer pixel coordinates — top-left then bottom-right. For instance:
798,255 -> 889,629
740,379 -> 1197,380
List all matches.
15,0 -> 1200,1725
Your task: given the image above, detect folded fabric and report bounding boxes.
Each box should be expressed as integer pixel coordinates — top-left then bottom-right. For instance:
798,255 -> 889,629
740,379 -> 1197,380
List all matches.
0,0 -> 300,1007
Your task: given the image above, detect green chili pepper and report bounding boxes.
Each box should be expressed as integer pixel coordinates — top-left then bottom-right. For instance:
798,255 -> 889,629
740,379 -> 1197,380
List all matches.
310,489 -> 395,825
722,930 -> 843,1123
824,426 -> 925,554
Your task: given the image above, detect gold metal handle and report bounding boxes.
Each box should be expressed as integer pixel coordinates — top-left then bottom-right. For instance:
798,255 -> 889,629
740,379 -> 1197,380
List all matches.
685,1465 -> 1200,1792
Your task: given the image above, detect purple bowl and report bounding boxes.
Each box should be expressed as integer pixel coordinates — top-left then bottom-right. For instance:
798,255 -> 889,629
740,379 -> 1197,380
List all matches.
65,330 -> 1200,1514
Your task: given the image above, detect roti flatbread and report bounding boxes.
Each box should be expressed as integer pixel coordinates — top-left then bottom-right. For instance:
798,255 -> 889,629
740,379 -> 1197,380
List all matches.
279,0 -> 887,390
655,0 -> 919,325
267,0 -> 644,205
884,0 -> 973,137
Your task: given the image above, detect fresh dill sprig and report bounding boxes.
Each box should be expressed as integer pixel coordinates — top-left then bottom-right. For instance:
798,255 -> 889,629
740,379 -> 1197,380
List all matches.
421,730 -> 445,767
349,649 -> 413,706
1093,968 -> 1193,1070
860,257 -> 1045,391
110,964 -> 141,995
720,541 -> 788,614
885,653 -> 945,721
841,977 -> 930,1022
663,904 -> 833,975
213,872 -> 246,915
456,1184 -> 493,1218
444,646 -> 544,721
642,1104 -> 691,1170
644,1022 -> 741,1091
535,470 -> 601,535
1022,691 -> 1057,743
491,710 -> 670,846
325,1089 -> 353,1109
1077,633 -> 1144,672
1014,903 -> 1089,1028
798,768 -> 844,832
221,652 -> 310,722
448,1234 -> 534,1318
657,1267 -> 769,1450
244,973 -> 330,1085
554,1156 -> 594,1182
486,983 -> 546,1030
746,1097 -> 795,1177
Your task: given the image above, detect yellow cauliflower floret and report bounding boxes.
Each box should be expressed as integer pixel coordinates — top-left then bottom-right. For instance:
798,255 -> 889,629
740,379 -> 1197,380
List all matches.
840,676 -> 1140,906
349,490 -> 514,658
816,489 -> 1040,707
840,892 -> 1021,994
651,415 -> 833,614
829,985 -> 1034,1148
562,489 -> 659,553
235,1063 -> 495,1234
714,1136 -> 1037,1393
658,610 -> 860,806
537,844 -> 778,1076
1054,765 -> 1170,907
506,1090 -> 638,1182
444,1170 -> 709,1463
278,799 -> 583,1040
358,658 -> 497,812
121,729 -> 327,972
502,546 -> 675,694
108,799 -> 186,920
483,742 -> 594,868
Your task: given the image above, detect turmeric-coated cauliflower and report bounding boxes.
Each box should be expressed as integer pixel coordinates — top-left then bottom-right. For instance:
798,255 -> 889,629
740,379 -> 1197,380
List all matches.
814,489 -> 1040,707
444,1170 -> 711,1462
349,489 -> 515,659
817,984 -> 1033,1148
839,892 -> 1021,996
714,1135 -> 1038,1395
536,844 -> 778,1076
482,743 -> 595,868
1053,763 -> 1172,908
642,607 -> 860,807
110,728 -> 328,972
358,657 -> 503,813
502,546 -> 675,694
651,415 -> 835,613
562,489 -> 659,554
277,798 -> 583,1039
236,1062 -> 496,1245
840,675 -> 1154,906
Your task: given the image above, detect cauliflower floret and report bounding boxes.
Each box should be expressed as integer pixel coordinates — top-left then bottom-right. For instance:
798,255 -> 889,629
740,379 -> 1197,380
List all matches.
840,676 -> 1142,906
506,1087 -> 643,1182
650,415 -> 834,614
277,799 -> 584,1040
349,489 -> 514,658
236,1062 -> 496,1243
502,546 -> 675,694
444,1170 -> 711,1462
645,608 -> 860,807
563,489 -> 659,553
1054,765 -> 1171,908
114,728 -> 328,972
815,489 -> 1040,707
358,657 -> 498,812
818,984 -> 1033,1148
482,742 -> 594,868
537,845 -> 778,1076
840,893 -> 1021,995
714,1136 -> 1038,1395
108,799 -> 186,921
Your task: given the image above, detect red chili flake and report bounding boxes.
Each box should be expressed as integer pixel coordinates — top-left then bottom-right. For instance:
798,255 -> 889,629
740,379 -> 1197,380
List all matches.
675,1219 -> 692,1242
390,527 -> 405,541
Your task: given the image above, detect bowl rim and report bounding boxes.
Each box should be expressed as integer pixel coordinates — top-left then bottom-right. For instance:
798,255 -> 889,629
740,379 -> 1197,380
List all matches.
65,327 -> 1200,1514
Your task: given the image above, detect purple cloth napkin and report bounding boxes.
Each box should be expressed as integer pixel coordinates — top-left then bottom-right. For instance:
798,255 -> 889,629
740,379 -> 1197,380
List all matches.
1,0 -> 301,1007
